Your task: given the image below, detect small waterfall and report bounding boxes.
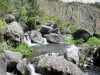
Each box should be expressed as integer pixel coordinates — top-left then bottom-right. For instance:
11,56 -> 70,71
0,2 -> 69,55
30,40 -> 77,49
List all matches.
42,38 -> 48,44
24,35 -> 38,47
27,63 -> 41,75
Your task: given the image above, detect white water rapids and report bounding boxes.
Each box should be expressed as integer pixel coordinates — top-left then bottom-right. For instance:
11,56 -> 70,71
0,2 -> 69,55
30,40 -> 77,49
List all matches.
24,35 -> 48,47
27,63 -> 41,75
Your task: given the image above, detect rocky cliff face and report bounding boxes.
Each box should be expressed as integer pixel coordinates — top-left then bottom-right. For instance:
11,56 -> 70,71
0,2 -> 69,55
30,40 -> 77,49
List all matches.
38,1 -> 100,33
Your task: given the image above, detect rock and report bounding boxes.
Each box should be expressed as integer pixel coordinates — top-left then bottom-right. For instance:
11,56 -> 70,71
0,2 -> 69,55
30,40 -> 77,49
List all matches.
4,21 -> 24,46
0,42 -> 8,52
79,46 -> 95,68
93,33 -> 100,39
72,29 -> 91,42
44,33 -> 66,43
52,28 -> 60,34
64,44 -> 79,65
2,42 -> 8,50
40,26 -> 53,34
30,30 -> 44,44
0,53 -> 7,75
4,50 -> 23,63
4,50 -> 22,72
4,14 -> 15,23
32,52 -> 85,75
17,58 -> 27,75
93,46 -> 100,67
39,2 -> 100,32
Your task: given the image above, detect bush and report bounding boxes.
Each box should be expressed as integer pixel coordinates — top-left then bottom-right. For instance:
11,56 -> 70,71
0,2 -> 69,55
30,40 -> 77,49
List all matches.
0,19 -> 8,42
86,37 -> 100,46
8,42 -> 32,57
59,21 -> 69,35
90,2 -> 100,9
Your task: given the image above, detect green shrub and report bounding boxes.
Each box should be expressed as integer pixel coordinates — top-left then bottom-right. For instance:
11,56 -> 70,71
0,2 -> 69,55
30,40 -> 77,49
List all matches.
86,37 -> 100,46
8,42 -> 32,57
0,19 -> 8,42
69,39 -> 85,45
74,39 -> 85,44
59,21 -> 70,35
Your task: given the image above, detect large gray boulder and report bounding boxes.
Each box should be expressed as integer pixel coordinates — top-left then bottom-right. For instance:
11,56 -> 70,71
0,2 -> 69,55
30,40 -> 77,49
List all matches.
32,52 -> 85,75
4,21 -> 24,46
64,44 -> 79,65
44,33 -> 66,43
4,50 -> 23,63
4,50 -> 23,72
0,54 -> 7,75
30,30 -> 44,44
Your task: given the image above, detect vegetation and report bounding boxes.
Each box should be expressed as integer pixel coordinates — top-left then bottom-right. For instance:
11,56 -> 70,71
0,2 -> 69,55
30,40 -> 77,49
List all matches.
70,26 -> 83,33
86,37 -> 100,46
68,36 -> 100,46
0,19 -> 7,42
8,42 -> 32,56
90,2 -> 100,9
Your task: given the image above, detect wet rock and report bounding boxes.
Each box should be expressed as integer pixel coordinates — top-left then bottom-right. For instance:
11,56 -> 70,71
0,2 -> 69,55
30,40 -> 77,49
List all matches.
32,52 -> 85,75
44,33 -> 66,43
30,30 -> 44,44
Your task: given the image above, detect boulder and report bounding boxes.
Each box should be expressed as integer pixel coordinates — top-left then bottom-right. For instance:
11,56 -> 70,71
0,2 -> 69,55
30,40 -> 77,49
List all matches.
4,50 -> 23,63
30,30 -> 44,44
93,46 -> 100,67
32,52 -> 85,75
79,46 -> 95,68
72,29 -> 91,42
4,14 -> 15,23
17,58 -> 27,75
64,44 -> 79,65
40,26 -> 53,34
4,21 -> 24,46
4,50 -> 23,72
0,54 -> 7,75
52,28 -> 60,34
44,33 -> 66,43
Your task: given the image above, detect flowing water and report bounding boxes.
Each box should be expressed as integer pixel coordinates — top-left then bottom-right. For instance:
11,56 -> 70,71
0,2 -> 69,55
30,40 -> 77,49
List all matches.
32,44 -> 68,56
24,35 -> 100,75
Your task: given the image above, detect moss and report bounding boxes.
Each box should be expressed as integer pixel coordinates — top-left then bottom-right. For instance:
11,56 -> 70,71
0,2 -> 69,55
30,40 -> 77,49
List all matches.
86,37 -> 100,46
79,57 -> 84,63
